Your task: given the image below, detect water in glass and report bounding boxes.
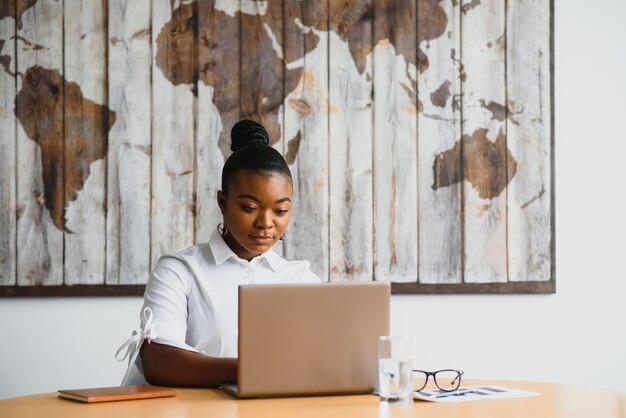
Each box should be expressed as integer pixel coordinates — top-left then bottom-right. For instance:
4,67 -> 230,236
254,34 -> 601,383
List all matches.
378,358 -> 412,402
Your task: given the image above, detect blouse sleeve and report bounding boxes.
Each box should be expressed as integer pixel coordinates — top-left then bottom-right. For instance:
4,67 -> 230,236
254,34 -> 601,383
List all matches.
139,256 -> 198,352
116,256 -> 200,385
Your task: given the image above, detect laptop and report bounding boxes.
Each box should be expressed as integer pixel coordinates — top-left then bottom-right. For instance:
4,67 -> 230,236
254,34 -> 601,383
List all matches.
221,281 -> 390,398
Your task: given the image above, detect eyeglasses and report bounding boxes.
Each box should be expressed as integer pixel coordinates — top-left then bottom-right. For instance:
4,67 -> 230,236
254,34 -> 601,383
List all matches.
412,369 -> 464,392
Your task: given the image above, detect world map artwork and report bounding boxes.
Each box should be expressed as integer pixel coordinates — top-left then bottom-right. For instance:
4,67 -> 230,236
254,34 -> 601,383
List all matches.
0,0 -> 554,290
1,0 -> 517,233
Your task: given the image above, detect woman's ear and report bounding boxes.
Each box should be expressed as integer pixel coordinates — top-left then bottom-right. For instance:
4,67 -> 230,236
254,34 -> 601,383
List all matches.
217,190 -> 226,214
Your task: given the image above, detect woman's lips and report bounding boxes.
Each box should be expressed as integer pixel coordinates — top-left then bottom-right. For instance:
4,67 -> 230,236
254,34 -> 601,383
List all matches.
249,235 -> 273,245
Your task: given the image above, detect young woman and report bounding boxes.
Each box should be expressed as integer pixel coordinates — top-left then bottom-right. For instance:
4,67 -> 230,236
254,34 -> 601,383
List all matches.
116,120 -> 320,387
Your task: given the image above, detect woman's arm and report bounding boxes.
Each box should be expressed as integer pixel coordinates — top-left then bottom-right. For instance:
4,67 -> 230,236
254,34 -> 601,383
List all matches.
140,342 -> 237,388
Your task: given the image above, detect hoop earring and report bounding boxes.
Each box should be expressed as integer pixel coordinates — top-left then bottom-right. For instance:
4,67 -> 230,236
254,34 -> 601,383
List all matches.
279,235 -> 285,243
218,223 -> 228,237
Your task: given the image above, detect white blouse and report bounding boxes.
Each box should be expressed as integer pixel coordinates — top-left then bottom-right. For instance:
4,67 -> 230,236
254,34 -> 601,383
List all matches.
117,228 -> 320,385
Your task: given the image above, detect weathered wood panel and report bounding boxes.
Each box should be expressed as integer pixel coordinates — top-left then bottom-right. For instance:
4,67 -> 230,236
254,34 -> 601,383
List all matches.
0,8 -> 17,285
241,0 -> 286,256
282,0 -> 330,279
151,0 -> 196,267
106,0 -> 152,284
372,0 -> 418,282
328,0 -> 374,282
15,0 -> 64,286
0,0 -> 554,294
506,0 -> 552,282
63,0 -> 108,285
195,0 -> 237,243
460,0 -> 508,283
240,1 -> 284,149
417,0 -> 463,284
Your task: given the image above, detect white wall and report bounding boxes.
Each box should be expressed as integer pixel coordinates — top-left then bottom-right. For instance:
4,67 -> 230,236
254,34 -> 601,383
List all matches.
1,0 -> 625,400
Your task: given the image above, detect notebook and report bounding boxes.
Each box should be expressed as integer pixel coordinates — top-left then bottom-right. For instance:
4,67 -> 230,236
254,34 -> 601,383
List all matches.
221,281 -> 390,398
57,384 -> 177,403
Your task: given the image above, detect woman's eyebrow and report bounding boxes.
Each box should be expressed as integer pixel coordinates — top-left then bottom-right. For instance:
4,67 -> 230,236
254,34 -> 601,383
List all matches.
236,194 -> 291,204
236,194 -> 260,202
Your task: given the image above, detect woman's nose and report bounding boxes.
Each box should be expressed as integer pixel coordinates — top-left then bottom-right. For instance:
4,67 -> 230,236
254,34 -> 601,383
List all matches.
255,210 -> 273,229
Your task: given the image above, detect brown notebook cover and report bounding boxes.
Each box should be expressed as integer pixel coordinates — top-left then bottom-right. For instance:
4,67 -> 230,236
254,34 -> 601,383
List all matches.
57,384 -> 177,403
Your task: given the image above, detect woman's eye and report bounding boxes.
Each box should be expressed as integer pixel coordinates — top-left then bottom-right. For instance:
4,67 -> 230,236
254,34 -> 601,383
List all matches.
241,205 -> 255,212
275,209 -> 289,216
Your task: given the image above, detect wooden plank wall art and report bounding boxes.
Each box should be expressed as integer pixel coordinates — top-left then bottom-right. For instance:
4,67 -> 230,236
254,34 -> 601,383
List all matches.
0,0 -> 553,296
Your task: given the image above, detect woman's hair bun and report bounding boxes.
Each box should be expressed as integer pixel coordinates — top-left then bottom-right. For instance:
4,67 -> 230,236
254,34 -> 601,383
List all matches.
230,119 -> 270,152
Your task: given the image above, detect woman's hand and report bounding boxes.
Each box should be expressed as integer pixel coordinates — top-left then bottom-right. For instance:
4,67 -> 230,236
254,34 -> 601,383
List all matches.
140,341 -> 237,388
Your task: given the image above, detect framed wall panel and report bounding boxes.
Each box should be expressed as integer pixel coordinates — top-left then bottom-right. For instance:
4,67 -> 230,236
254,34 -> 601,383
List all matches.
0,0 -> 554,296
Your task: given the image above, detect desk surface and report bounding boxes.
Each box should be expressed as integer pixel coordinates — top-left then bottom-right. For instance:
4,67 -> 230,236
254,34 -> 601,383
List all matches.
1,380 -> 624,418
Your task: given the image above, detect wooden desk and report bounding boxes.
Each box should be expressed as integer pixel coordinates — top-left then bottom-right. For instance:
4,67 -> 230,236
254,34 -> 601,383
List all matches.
1,380 -> 624,418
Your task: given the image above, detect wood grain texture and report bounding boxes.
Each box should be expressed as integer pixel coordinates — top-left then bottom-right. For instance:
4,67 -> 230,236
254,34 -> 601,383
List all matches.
282,0 -> 330,279
392,281 -> 554,294
63,0 -> 109,285
417,0 -> 463,284
0,284 -> 146,297
506,0 -> 552,282
5,381 -> 624,417
15,0 -> 64,285
151,0 -> 196,267
106,0 -> 152,284
243,0 -> 286,257
195,0 -> 235,243
1,0 -> 554,293
0,281 -> 555,297
278,2 -> 301,262
372,0 -> 418,283
199,0 -> 246,160
328,0 -> 374,281
240,0 -> 285,148
0,10 -> 17,285
460,0 -> 508,283
0,0 -> 36,29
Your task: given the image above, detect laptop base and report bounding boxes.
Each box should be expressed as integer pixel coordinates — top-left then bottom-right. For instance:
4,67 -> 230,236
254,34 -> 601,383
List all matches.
220,383 -> 373,399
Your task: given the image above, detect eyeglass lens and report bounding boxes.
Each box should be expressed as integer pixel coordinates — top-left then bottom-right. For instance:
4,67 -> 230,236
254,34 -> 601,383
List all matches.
434,370 -> 462,391
413,370 -> 462,392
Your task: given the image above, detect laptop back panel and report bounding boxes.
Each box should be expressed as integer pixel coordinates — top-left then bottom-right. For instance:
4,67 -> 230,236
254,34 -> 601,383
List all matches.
236,281 -> 390,398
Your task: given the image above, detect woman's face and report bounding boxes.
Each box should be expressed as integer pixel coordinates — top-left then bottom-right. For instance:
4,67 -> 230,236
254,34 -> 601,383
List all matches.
218,171 -> 293,261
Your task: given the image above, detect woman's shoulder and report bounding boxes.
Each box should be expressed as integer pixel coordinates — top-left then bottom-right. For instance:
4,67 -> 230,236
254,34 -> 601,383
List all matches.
267,251 -> 321,283
158,240 -> 213,263
150,242 -> 215,285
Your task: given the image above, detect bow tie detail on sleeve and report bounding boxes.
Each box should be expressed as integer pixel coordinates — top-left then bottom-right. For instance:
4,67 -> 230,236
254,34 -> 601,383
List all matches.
115,307 -> 156,364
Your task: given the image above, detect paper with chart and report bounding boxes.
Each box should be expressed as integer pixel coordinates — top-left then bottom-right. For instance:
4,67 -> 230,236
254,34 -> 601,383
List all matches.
413,385 -> 541,403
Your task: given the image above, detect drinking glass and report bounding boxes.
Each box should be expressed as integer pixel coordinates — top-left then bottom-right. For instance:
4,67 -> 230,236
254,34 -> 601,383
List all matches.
378,336 -> 413,403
